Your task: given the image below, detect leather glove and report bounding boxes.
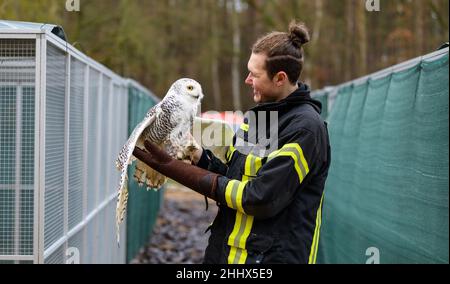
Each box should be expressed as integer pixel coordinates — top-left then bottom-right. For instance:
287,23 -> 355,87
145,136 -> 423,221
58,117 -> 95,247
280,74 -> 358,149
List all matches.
133,140 -> 219,201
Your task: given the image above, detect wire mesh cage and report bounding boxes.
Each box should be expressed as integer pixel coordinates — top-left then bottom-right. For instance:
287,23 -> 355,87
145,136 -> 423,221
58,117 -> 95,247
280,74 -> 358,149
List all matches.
0,37 -> 36,262
0,21 -> 159,264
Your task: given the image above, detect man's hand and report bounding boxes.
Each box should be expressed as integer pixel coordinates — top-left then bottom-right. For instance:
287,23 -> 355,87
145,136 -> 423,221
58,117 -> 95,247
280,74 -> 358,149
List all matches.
133,141 -> 171,167
132,140 -> 219,200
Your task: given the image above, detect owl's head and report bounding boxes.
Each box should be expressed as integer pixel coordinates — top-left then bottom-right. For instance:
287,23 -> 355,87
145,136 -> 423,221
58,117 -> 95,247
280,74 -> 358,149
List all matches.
171,78 -> 204,102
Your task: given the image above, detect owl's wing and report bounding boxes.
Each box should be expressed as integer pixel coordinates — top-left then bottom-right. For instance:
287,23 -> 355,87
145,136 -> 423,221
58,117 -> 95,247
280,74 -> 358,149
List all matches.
115,104 -> 159,246
193,117 -> 235,163
116,106 -> 159,170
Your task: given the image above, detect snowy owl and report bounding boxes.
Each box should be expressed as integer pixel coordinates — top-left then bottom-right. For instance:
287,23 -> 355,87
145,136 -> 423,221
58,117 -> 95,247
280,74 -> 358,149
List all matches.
115,78 -> 204,244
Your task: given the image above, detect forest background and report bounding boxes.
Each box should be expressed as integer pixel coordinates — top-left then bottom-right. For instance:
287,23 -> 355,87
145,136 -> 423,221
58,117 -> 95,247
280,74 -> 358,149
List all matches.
1,0 -> 448,111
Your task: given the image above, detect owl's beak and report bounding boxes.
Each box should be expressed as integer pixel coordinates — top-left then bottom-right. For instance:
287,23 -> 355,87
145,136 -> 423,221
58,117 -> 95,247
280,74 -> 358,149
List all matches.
192,93 -> 204,99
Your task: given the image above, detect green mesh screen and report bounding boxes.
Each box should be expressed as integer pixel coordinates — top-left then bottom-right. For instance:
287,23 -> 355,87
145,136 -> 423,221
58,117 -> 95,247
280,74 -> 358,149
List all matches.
126,86 -> 163,263
317,53 -> 449,264
313,91 -> 329,121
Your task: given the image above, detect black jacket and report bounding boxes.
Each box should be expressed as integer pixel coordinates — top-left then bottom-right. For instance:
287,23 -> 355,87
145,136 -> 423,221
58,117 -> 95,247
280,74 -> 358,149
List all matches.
197,84 -> 331,264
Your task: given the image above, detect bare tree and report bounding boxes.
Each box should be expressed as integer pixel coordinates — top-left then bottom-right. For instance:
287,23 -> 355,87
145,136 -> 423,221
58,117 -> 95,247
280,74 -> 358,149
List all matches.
210,0 -> 222,110
414,0 -> 425,54
230,0 -> 242,111
344,0 -> 355,81
355,0 -> 367,76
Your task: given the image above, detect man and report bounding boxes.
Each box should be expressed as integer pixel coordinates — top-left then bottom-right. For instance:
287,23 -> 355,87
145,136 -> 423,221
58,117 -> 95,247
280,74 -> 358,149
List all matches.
133,21 -> 331,264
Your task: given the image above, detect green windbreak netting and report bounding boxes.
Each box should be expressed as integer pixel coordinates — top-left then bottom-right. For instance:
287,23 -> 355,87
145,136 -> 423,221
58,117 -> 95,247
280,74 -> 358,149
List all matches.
410,55 -> 449,263
318,53 -> 449,264
126,86 -> 163,262
313,91 -> 329,120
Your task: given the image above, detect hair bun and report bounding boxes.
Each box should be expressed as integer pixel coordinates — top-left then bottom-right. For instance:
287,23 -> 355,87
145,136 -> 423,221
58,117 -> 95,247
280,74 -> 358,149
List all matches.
288,21 -> 310,48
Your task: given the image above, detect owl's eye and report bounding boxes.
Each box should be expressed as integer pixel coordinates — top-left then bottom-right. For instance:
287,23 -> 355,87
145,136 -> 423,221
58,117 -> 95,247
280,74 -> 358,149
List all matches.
187,85 -> 194,91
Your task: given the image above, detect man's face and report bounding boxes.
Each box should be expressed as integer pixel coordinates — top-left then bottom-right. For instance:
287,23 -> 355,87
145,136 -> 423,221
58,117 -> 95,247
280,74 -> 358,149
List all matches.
245,53 -> 279,103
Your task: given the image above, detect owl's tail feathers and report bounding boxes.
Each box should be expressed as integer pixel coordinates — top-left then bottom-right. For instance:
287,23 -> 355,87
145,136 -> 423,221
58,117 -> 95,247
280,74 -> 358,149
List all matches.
134,159 -> 166,190
146,165 -> 167,190
115,175 -> 129,247
133,164 -> 147,187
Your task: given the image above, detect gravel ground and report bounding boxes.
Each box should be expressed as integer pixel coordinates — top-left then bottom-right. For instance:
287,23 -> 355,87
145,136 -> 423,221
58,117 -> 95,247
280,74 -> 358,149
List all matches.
131,183 -> 218,264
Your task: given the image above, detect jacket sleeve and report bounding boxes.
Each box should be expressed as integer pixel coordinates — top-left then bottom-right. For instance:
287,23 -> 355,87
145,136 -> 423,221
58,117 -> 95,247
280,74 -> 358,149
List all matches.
196,148 -> 228,176
215,127 -> 319,219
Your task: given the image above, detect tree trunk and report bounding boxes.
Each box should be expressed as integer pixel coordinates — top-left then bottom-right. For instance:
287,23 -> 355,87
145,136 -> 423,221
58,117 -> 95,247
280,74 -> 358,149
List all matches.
309,0 -> 323,88
231,0 -> 242,111
210,0 -> 222,110
311,0 -> 323,45
415,0 -> 425,54
344,0 -> 355,81
354,0 -> 367,77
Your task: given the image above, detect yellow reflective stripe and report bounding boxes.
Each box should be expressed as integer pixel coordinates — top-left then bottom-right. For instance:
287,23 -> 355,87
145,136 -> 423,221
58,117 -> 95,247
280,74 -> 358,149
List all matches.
225,180 -> 238,209
245,153 -> 252,176
225,179 -> 248,213
247,154 -> 262,177
254,156 -> 262,174
240,123 -> 249,132
227,212 -> 254,263
236,181 -> 247,214
228,247 -> 249,264
245,153 -> 263,176
232,247 -> 248,264
228,246 -> 238,264
274,152 -> 305,182
226,143 -> 236,162
237,248 -> 248,264
228,211 -> 244,247
226,153 -> 262,264
313,195 -> 324,264
285,143 -> 309,174
227,212 -> 254,248
267,149 -> 279,159
267,143 -> 310,184
239,214 -> 254,248
308,193 -> 325,264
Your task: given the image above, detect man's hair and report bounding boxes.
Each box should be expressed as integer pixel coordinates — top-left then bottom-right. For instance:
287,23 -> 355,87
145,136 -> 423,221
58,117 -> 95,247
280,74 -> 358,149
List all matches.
252,20 -> 310,84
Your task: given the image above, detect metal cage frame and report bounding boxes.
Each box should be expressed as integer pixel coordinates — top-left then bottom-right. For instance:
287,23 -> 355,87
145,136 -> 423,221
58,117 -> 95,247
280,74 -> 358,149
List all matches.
0,24 -> 156,263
